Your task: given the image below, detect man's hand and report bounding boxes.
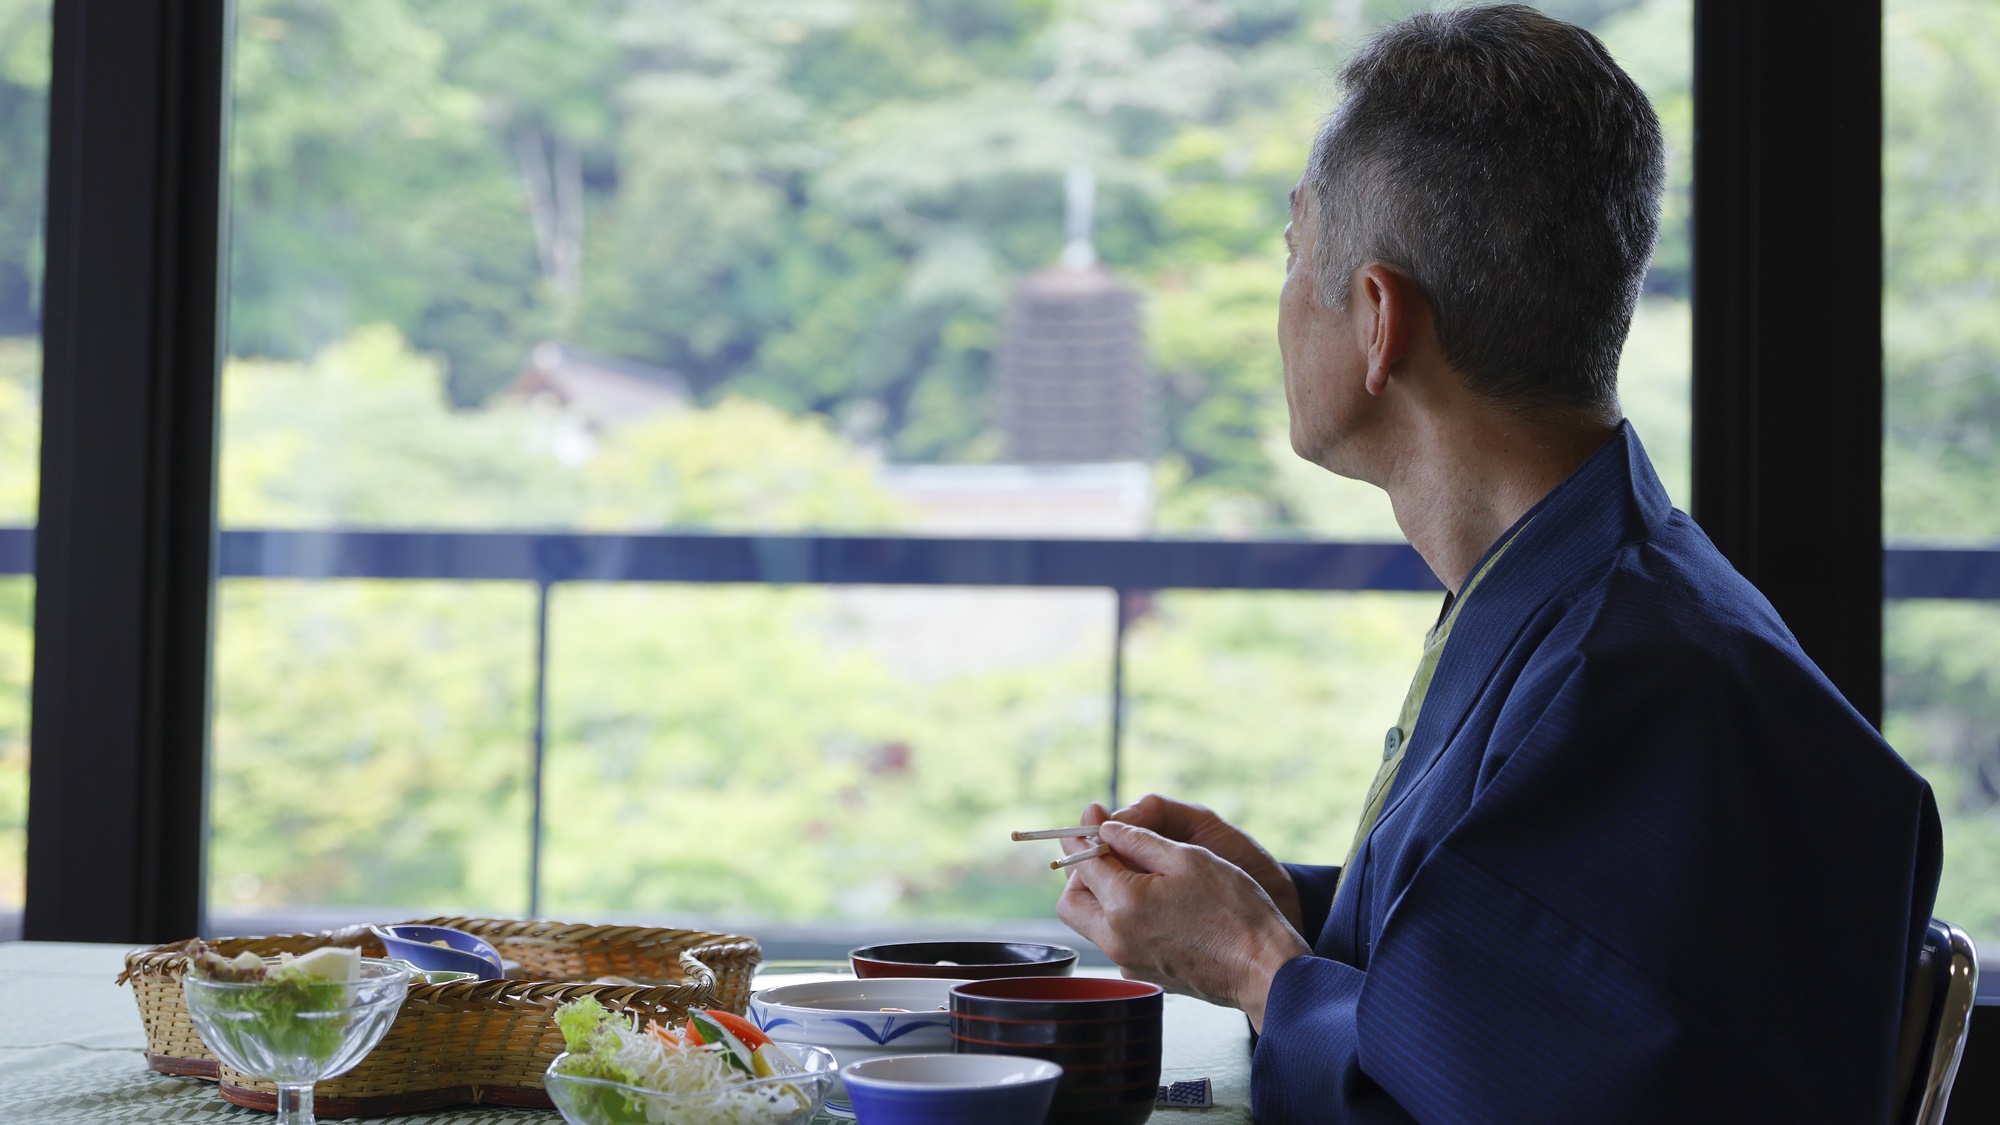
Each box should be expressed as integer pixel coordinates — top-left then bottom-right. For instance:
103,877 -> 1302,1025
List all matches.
1068,794 -> 1306,936
1056,821 -> 1311,1032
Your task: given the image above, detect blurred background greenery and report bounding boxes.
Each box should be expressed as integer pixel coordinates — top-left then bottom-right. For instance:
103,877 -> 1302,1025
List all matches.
0,0 -> 1993,942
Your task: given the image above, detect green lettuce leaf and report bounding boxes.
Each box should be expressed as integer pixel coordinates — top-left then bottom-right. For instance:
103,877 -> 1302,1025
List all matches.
202,963 -> 351,1066
552,996 -> 643,1088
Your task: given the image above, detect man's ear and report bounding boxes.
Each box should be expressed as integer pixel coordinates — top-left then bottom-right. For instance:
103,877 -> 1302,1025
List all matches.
1355,263 -> 1423,397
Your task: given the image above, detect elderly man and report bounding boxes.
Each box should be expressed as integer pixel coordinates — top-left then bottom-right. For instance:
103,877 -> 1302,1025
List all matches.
1055,7 -> 1941,1123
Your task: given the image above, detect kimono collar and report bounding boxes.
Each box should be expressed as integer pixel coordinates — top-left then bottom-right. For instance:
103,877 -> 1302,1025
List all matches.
1371,419 -> 1673,827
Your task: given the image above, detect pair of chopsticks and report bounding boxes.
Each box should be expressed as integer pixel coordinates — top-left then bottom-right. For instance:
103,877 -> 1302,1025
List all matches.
1012,826 -> 1109,869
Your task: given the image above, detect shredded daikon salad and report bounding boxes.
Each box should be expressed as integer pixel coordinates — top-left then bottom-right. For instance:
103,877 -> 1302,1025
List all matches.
553,997 -> 810,1125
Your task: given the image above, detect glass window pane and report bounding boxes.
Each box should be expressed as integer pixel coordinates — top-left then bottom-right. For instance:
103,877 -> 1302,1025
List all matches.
541,585 -> 1109,947
207,581 -> 536,931
214,0 -> 1690,541
213,1 -> 1692,934
1885,604 -> 2000,938
0,0 -> 50,940
1586,0 -> 1693,504
1883,0 -> 2000,944
1123,591 -> 1442,861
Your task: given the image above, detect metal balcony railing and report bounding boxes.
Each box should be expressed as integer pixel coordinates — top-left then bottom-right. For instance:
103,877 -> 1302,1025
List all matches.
0,527 -> 1991,594
3,526 -> 1994,913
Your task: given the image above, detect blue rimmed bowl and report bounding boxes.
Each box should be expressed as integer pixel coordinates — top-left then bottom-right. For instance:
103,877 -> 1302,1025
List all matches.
370,924 -> 503,981
750,978 -> 968,1113
840,1053 -> 1062,1125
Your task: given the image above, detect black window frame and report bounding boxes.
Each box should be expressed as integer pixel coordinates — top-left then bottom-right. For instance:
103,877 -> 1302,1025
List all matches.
1692,0 -> 1885,723
24,0 -> 230,943
20,0 -> 1893,942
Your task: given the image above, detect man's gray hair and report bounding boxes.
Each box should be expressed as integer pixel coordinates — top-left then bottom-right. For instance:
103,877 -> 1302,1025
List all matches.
1309,4 -> 1665,412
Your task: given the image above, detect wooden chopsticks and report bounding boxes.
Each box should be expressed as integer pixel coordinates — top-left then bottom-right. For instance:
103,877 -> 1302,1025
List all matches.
1049,844 -> 1109,869
1014,826 -> 1109,869
1010,826 -> 1099,841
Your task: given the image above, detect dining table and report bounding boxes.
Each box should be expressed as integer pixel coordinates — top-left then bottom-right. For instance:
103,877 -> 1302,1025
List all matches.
0,940 -> 1255,1123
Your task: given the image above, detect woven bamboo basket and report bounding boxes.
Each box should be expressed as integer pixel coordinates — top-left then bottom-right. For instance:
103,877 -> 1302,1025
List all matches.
119,916 -> 762,1117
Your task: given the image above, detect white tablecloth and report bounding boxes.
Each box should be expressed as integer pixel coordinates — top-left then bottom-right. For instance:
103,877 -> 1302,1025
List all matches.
0,941 -> 1253,1124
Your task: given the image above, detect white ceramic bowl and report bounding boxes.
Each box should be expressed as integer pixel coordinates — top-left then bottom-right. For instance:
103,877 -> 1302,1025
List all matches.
750,978 -> 969,1112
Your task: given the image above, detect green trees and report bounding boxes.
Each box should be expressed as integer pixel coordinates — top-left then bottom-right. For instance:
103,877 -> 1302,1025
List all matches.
0,337 -> 34,908
214,0 -> 1694,498
0,0 -> 1996,933
198,0 -> 1709,534
1881,0 -> 2000,937
0,2 -> 50,337
1883,0 -> 2000,540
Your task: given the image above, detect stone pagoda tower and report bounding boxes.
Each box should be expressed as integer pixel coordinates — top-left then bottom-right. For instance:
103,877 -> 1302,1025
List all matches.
994,167 -> 1151,464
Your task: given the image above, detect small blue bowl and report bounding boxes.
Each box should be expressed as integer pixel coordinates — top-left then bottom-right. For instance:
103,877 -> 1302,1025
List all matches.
841,1053 -> 1062,1125
372,924 -> 504,981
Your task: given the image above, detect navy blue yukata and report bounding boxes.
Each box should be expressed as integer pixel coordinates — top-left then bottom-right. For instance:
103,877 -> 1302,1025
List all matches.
1252,422 -> 1942,1124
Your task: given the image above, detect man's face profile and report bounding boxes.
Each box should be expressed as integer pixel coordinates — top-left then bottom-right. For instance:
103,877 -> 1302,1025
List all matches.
1278,175 -> 1366,478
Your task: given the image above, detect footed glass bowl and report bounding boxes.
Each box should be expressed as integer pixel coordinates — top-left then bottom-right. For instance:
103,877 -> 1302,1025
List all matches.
545,1042 -> 836,1125
181,958 -> 412,1125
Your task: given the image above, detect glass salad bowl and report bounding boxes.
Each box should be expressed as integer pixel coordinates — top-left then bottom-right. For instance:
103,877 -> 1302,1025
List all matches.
545,1042 -> 837,1125
181,958 -> 412,1125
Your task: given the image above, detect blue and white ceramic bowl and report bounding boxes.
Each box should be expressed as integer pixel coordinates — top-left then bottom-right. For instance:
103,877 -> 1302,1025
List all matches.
839,1053 -> 1062,1125
750,978 -> 968,1112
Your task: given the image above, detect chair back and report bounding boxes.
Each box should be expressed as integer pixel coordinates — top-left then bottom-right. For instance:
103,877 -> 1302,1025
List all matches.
1893,919 -> 1978,1125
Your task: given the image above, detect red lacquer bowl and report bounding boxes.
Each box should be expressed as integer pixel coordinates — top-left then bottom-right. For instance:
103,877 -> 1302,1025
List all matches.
949,977 -> 1164,1125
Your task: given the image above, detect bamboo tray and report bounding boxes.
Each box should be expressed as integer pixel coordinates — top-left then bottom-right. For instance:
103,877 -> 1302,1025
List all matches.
119,916 -> 762,1117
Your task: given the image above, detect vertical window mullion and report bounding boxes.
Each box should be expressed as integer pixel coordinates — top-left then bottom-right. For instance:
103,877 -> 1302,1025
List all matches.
24,0 -> 231,943
1692,0 -> 1884,723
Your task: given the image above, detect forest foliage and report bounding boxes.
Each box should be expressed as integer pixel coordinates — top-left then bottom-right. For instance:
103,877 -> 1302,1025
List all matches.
0,0 -> 1996,935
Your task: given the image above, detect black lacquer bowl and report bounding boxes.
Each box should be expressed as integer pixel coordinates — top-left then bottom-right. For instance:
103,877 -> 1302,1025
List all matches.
950,976 -> 1163,1125
849,940 -> 1078,980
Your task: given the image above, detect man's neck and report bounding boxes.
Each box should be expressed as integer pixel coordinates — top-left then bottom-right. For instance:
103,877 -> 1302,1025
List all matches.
1384,410 -> 1619,594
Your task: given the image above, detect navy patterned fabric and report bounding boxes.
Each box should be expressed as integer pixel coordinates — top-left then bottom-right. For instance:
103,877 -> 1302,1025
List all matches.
1253,423 -> 1942,1124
